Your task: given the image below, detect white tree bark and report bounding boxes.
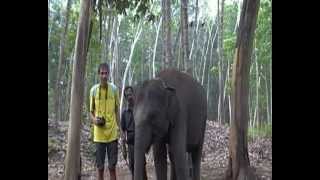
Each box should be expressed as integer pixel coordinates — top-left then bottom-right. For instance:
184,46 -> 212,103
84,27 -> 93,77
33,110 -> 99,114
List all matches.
152,16 -> 162,78
253,46 -> 260,128
270,57 -> 272,123
119,22 -> 143,116
222,58 -> 230,123
129,66 -> 135,85
201,22 -> 218,85
110,16 -> 120,83
262,69 -> 270,124
234,0 -> 243,34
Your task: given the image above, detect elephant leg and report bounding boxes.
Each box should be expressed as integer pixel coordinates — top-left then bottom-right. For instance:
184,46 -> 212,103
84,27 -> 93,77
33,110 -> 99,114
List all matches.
168,148 -> 176,180
187,153 -> 193,179
170,143 -> 187,180
153,142 -> 168,180
191,148 -> 202,180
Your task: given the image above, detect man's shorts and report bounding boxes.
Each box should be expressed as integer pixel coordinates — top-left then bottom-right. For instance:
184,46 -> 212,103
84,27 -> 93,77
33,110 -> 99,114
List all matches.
95,140 -> 118,170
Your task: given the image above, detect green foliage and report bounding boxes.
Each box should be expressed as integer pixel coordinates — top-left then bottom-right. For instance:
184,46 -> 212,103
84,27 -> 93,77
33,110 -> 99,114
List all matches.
248,122 -> 272,139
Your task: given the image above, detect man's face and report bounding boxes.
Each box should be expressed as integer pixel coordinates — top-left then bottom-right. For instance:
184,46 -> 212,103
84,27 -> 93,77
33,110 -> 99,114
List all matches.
125,89 -> 134,104
99,67 -> 109,85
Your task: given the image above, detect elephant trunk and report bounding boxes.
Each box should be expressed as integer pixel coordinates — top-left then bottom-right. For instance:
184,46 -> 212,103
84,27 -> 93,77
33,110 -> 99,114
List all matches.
134,125 -> 151,180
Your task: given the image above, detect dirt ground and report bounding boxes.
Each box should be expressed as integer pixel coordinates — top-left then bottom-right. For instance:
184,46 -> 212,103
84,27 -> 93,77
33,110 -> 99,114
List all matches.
48,119 -> 272,180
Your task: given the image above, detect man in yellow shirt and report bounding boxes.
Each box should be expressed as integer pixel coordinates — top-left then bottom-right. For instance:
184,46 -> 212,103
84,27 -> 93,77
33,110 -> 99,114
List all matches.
89,63 -> 123,180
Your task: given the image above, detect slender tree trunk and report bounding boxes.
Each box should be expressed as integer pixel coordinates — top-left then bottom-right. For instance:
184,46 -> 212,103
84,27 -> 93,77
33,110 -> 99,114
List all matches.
101,15 -> 106,63
64,48 -> 74,122
63,0 -> 91,179
217,0 -> 225,124
202,21 -> 218,85
141,42 -> 144,81
111,16 -> 121,84
129,66 -> 135,85
173,24 -> 181,67
249,57 -> 254,127
104,14 -> 113,63
149,47 -> 152,79
253,48 -> 260,128
225,0 -> 260,179
234,0 -> 243,34
48,0 -> 52,49
229,94 -> 232,125
120,22 -> 143,116
269,57 -> 272,123
260,68 -> 270,124
190,0 -> 199,77
223,58 -> 230,124
181,0 -> 190,73
109,16 -> 118,82
153,17 -> 162,78
162,0 -> 172,68
265,70 -> 270,124
54,0 -> 72,122
177,39 -> 182,70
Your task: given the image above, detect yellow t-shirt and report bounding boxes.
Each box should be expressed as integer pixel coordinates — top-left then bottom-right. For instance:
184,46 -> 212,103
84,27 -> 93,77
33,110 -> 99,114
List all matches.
89,83 -> 120,143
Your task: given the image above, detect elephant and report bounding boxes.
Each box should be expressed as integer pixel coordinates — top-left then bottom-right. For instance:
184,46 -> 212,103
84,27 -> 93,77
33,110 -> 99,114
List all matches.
133,69 -> 207,180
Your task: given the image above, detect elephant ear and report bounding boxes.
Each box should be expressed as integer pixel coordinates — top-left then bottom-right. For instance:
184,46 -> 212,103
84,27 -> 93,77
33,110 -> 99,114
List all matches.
165,86 -> 179,128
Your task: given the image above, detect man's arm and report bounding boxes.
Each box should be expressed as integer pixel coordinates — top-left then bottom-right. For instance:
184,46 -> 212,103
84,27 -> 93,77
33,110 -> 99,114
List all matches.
90,111 -> 97,125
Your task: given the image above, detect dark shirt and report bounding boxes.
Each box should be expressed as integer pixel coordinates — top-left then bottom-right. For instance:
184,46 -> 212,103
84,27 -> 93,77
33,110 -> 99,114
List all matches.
121,108 -> 135,144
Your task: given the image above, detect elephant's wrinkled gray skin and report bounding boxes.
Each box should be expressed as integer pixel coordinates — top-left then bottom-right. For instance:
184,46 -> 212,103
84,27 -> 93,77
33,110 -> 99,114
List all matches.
133,69 -> 207,180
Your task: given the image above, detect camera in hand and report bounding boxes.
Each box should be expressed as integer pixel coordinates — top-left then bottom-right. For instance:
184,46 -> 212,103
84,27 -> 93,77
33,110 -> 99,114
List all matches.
96,117 -> 106,126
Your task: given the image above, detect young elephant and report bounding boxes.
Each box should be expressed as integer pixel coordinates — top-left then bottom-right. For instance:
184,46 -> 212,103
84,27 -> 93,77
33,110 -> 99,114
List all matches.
133,69 -> 207,180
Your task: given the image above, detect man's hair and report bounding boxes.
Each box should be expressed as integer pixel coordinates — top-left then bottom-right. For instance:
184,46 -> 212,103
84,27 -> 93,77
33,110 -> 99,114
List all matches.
124,86 -> 134,98
98,63 -> 110,73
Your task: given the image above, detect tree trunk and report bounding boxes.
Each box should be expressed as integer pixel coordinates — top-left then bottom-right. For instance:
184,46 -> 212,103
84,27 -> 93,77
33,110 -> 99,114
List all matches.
162,0 -> 172,68
111,16 -> 121,84
115,18 -> 121,86
63,0 -> 91,179
225,0 -> 260,179
253,48 -> 260,128
173,24 -> 181,67
109,16 -> 118,82
64,48 -> 74,122
152,17 -> 162,78
181,0 -> 190,73
189,0 -> 199,77
202,21 -> 218,85
48,0 -> 53,49
265,69 -> 270,124
104,13 -> 114,63
119,22 -> 143,116
141,43 -> 144,81
54,0 -> 72,122
222,57 -> 230,124
217,0 -> 225,124
269,57 -> 272,123
234,0 -> 243,34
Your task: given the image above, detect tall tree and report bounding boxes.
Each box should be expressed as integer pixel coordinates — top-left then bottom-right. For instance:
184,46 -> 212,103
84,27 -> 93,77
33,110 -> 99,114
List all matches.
189,0 -> 199,77
180,0 -> 190,72
119,21 -> 143,117
217,0 -> 225,124
162,0 -> 173,68
54,0 -> 73,121
152,16 -> 162,78
63,0 -> 92,179
225,0 -> 260,179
